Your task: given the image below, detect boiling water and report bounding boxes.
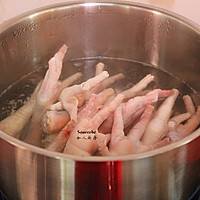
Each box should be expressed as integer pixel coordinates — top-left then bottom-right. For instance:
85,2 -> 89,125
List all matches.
0,57 -> 200,121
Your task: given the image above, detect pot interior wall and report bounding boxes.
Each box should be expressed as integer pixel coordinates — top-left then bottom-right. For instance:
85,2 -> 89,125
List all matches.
0,3 -> 200,93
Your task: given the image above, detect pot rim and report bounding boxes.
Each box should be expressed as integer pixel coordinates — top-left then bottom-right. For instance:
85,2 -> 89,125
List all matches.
0,1 -> 200,162
1,0 -> 200,34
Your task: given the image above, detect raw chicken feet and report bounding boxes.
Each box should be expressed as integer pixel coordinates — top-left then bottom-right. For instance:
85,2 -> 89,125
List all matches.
98,105 -> 170,156
63,94 -> 124,156
167,95 -> 200,142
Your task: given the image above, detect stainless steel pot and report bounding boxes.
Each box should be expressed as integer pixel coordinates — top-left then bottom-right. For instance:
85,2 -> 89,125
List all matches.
0,1 -> 200,200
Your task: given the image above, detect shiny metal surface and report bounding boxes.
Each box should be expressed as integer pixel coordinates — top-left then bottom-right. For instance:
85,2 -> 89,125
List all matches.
0,1 -> 200,200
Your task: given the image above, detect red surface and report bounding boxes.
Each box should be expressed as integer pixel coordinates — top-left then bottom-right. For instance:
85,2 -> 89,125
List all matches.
75,161 -> 122,200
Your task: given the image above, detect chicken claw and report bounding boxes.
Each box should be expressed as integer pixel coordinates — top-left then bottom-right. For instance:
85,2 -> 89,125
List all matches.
182,95 -> 196,114
46,94 -> 100,152
46,89 -> 115,152
141,89 -> 178,145
95,62 -> 105,76
98,105 -> 170,156
24,44 -> 68,146
59,71 -> 109,122
121,74 -> 154,100
63,94 -> 124,156
168,95 -> 200,142
87,73 -> 125,97
99,88 -> 173,133
37,44 -> 67,106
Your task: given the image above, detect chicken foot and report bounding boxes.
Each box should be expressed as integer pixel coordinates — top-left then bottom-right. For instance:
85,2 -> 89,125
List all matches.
141,89 -> 179,145
59,71 -> 109,123
167,95 -> 200,142
63,94 -> 124,156
99,89 -> 174,133
46,88 -> 114,152
97,105 -> 170,156
24,44 -> 68,146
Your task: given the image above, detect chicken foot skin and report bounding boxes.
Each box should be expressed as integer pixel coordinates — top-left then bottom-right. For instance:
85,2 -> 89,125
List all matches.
95,62 -> 105,76
87,73 -> 125,97
98,105 -> 170,156
24,44 -> 68,146
63,94 -> 124,156
59,71 -> 109,123
99,89 -> 174,133
46,88 -> 114,152
141,89 -> 179,145
167,95 -> 200,142
121,74 -> 154,100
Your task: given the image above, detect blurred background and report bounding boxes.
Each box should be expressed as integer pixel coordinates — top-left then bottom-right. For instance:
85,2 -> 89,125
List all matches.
0,0 -> 200,25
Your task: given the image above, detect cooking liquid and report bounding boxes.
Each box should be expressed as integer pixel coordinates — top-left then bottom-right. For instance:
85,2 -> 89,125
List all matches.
0,57 -> 199,139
